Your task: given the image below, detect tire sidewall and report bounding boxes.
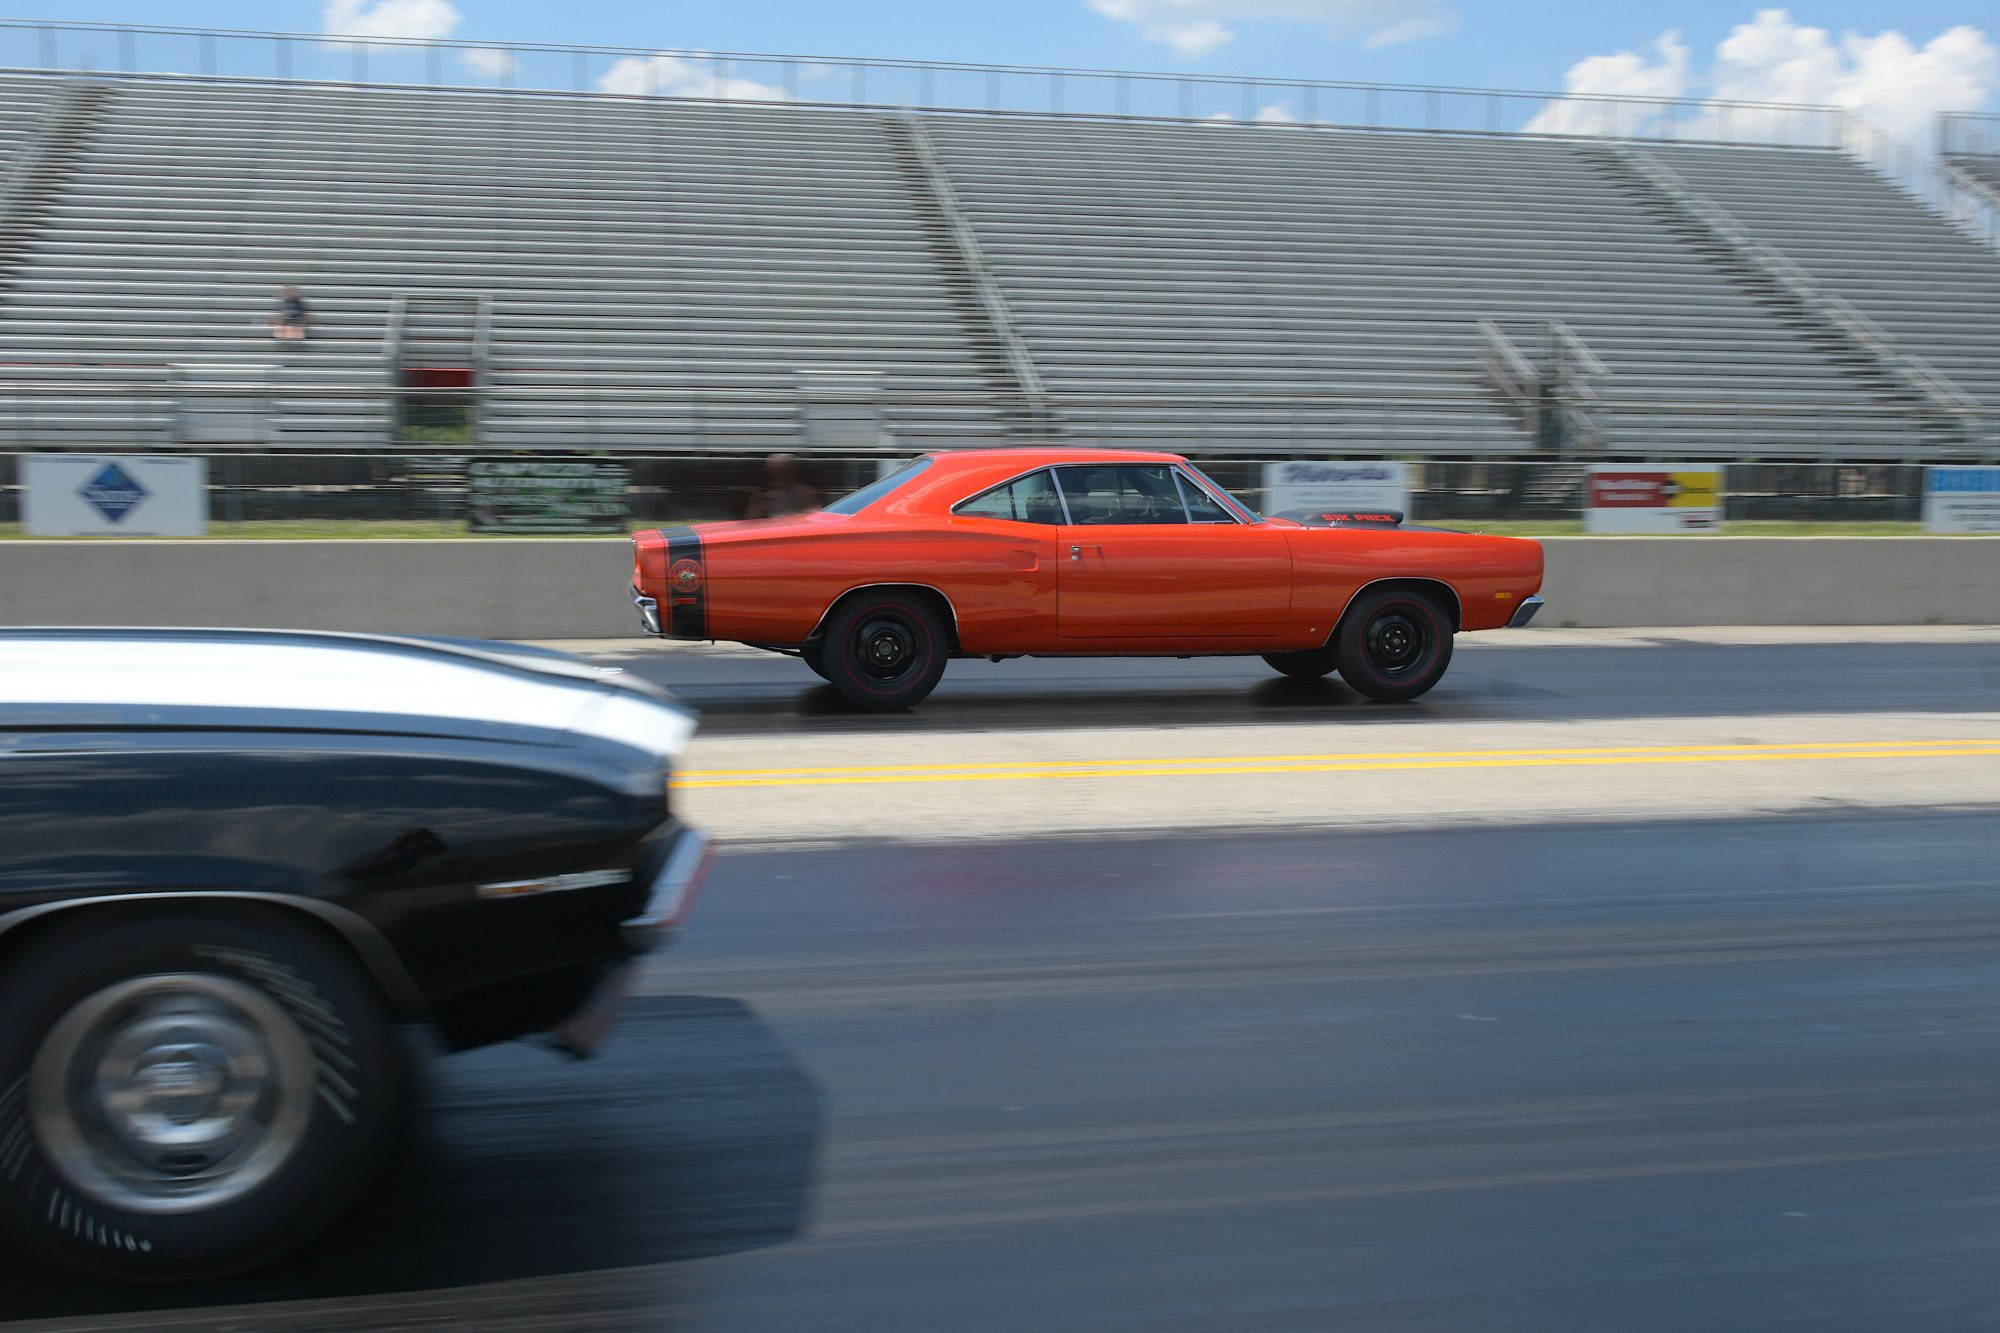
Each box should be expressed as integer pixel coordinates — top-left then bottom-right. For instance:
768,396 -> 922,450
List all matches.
822,594 -> 948,711
1262,649 -> 1339,680
0,909 -> 402,1281
1336,591 -> 1453,702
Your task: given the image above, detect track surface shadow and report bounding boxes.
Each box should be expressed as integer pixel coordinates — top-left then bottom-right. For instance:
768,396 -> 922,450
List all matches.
603,639 -> 2000,736
0,996 -> 823,1321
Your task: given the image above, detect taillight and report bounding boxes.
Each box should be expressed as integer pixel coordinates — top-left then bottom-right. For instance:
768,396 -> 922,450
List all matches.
632,529 -> 668,589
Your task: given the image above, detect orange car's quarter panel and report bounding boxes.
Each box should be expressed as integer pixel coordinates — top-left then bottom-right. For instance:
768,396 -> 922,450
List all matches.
1058,523 -> 1293,644
1282,527 -> 1545,635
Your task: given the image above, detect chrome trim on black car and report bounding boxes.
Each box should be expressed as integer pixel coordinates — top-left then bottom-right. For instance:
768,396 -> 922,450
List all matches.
622,824 -> 715,954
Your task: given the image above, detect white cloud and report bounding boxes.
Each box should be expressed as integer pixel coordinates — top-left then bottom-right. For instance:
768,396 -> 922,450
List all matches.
1523,31 -> 1691,136
1363,14 -> 1458,51
321,0 -> 460,42
598,53 -> 791,102
1710,10 -> 1997,143
1087,0 -> 1455,59
461,47 -> 517,78
1204,102 -> 1303,124
1527,10 -> 1998,145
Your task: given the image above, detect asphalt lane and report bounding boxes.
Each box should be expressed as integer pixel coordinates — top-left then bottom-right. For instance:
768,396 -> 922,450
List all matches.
10,812 -> 1998,1332
587,629 -> 2000,736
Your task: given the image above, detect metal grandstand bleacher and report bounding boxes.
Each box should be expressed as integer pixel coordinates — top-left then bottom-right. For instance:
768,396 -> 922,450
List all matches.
0,24 -> 1996,459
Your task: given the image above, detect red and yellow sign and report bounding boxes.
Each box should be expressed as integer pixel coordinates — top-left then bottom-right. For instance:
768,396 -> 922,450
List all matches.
1585,466 -> 1721,533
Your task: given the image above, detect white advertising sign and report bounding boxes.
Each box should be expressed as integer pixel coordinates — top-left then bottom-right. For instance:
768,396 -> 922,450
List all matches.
1583,465 -> 1722,535
1262,461 -> 1408,518
22,455 -> 209,537
1924,467 -> 2000,533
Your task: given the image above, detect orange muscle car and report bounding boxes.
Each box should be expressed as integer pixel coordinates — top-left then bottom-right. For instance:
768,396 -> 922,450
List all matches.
631,448 -> 1544,711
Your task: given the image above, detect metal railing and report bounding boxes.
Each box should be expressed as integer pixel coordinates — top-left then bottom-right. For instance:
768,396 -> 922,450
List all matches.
1478,320 -> 1610,455
0,381 -> 1994,461
0,19 -> 1849,148
891,112 -> 1051,438
0,74 -> 90,248
1841,113 -> 2000,252
1602,141 -> 1986,444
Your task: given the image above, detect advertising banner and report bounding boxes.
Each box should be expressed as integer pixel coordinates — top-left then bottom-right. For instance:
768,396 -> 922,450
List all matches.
467,460 -> 630,534
22,454 -> 209,537
1923,467 -> 2000,533
1584,465 -> 1722,534
1262,461 -> 1408,518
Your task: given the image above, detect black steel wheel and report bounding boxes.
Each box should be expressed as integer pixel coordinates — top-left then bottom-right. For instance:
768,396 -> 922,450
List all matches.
1261,649 -> 1340,680
819,592 -> 949,712
1334,587 -> 1453,702
0,910 -> 405,1282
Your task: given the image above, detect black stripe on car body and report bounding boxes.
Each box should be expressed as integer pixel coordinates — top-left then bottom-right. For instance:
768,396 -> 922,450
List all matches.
663,527 -> 707,640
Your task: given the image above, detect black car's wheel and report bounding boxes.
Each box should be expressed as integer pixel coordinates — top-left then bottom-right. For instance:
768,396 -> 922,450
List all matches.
819,592 -> 949,712
1261,649 -> 1340,680
0,909 -> 405,1282
1334,587 -> 1454,703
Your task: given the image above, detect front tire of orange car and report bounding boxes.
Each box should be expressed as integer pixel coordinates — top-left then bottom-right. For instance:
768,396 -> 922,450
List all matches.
1261,649 -> 1340,680
1335,587 -> 1454,703
820,592 -> 949,712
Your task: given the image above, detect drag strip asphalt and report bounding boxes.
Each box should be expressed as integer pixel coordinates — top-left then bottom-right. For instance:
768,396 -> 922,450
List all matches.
5,629 -> 1998,1331
9,812 -> 1997,1332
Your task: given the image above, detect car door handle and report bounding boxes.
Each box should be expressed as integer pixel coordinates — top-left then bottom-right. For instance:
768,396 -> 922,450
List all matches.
1069,544 -> 1100,562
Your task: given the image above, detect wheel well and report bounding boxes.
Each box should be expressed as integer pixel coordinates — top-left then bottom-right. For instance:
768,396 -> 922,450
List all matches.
1336,578 -> 1463,635
0,895 -> 428,1022
811,583 -> 963,652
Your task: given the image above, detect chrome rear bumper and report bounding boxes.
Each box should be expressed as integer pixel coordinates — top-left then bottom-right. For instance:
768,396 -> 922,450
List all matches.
633,586 -> 662,637
1508,595 -> 1547,629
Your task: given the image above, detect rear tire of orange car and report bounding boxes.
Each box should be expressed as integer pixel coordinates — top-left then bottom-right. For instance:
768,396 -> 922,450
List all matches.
1261,649 -> 1339,680
820,592 -> 950,712
800,644 -> 833,682
1334,588 -> 1454,703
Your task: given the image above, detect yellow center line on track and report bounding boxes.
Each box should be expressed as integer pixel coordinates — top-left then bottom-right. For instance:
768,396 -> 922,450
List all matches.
676,739 -> 2000,790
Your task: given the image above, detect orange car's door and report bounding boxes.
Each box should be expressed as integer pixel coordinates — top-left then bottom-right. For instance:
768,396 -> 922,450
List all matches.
1053,464 -> 1292,643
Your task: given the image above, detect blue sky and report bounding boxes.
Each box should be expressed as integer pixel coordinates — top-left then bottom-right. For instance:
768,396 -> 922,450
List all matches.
10,2 -> 1997,139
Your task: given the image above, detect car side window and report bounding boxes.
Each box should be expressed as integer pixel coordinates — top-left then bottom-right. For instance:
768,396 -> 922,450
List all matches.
1175,470 -> 1237,524
955,469 -> 1065,524
1055,465 -> 1188,525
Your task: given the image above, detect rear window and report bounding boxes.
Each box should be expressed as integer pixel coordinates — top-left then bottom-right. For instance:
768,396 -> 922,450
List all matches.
824,459 -> 934,515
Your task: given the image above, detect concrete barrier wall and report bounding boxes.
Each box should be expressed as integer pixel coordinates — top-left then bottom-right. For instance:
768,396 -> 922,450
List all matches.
3,536 -> 1998,638
0,539 -> 639,639
1539,537 -> 2000,627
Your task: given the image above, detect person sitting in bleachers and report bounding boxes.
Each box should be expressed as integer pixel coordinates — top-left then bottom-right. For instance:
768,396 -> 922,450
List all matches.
270,286 -> 311,342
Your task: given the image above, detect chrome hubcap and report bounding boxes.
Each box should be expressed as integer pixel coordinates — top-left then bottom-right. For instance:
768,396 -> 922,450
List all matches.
29,974 -> 316,1215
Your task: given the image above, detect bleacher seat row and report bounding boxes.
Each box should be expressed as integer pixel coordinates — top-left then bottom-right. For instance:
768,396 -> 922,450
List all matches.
1,74 -> 1997,456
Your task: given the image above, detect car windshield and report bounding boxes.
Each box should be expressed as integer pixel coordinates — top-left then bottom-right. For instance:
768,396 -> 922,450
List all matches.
1181,464 -> 1261,522
823,459 -> 934,515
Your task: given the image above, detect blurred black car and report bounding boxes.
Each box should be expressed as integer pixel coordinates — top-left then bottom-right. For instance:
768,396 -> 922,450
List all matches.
0,628 -> 711,1281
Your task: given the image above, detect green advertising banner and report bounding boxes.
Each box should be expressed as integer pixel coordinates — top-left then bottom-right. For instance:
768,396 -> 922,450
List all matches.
468,460 -> 630,534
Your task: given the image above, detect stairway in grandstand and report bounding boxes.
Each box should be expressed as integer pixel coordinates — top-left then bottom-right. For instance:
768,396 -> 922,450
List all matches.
1,73 -> 1998,455
0,77 -> 1010,450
